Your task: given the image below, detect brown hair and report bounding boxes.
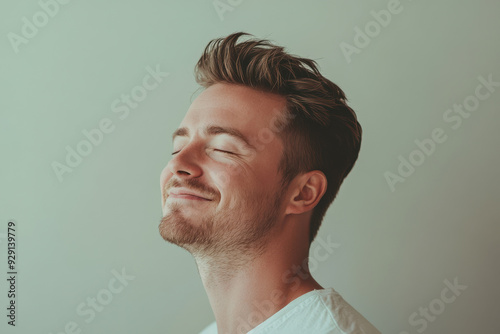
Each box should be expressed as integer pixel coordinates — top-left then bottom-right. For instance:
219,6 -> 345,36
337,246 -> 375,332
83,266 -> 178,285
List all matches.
194,32 -> 362,244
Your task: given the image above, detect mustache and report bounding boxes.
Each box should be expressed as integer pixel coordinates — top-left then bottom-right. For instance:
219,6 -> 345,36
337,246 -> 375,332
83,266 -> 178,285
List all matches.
165,178 -> 220,200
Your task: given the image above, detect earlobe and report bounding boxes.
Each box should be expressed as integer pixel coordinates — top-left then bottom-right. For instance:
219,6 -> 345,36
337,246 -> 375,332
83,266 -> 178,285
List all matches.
285,171 -> 327,215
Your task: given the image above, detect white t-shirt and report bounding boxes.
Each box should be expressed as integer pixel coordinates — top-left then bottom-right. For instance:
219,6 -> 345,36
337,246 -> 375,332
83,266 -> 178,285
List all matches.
198,288 -> 380,334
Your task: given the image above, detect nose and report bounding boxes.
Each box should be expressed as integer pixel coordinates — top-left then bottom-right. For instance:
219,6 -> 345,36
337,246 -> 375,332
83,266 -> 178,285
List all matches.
166,143 -> 203,179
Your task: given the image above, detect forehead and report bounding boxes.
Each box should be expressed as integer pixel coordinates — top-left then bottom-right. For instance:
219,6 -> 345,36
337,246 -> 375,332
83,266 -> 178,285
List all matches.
181,83 -> 287,133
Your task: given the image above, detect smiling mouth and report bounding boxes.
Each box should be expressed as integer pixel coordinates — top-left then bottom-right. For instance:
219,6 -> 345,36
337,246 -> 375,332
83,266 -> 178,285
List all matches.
167,188 -> 212,201
168,193 -> 211,201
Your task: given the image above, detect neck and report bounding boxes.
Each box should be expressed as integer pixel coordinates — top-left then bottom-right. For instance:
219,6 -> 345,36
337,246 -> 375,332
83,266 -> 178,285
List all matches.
193,217 -> 323,334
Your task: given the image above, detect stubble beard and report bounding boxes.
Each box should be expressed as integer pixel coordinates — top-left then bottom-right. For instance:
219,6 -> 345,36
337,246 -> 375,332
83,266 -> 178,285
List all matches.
158,188 -> 284,266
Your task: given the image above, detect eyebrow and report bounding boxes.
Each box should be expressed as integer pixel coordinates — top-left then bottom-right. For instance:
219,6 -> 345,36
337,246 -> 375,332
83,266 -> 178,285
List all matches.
172,125 -> 256,150
172,127 -> 188,141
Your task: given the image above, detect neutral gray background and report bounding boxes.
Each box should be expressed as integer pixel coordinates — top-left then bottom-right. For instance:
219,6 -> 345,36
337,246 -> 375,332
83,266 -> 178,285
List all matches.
1,0 -> 499,333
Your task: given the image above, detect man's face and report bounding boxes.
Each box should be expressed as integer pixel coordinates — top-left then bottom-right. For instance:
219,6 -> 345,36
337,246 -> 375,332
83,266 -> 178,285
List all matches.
159,83 -> 290,256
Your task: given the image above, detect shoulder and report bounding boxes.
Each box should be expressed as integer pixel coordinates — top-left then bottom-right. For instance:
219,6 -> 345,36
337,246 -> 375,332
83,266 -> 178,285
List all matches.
315,288 -> 380,333
249,288 -> 380,334
198,320 -> 217,334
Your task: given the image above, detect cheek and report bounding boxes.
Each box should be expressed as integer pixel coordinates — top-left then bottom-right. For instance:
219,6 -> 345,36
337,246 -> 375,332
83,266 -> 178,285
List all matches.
209,160 -> 252,190
212,162 -> 274,209
207,163 -> 246,209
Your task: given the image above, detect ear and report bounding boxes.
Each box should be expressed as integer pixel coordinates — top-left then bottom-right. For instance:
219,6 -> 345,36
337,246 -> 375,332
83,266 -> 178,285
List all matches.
285,170 -> 327,215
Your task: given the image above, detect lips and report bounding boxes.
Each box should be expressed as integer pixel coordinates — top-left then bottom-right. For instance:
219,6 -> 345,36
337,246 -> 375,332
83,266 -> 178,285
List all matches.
167,187 -> 212,201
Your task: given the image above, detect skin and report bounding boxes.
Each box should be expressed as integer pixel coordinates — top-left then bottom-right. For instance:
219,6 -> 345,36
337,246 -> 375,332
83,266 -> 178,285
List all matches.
159,82 -> 328,334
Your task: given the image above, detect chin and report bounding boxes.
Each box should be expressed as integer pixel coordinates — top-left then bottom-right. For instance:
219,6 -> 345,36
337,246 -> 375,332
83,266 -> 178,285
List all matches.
159,208 -> 214,248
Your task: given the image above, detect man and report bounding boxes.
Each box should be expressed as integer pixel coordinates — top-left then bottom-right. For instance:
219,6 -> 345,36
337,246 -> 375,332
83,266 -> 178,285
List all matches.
159,32 -> 380,334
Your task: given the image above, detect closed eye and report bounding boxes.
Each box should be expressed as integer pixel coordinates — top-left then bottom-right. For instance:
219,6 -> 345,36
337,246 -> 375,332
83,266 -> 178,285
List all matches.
171,149 -> 235,156
214,149 -> 235,155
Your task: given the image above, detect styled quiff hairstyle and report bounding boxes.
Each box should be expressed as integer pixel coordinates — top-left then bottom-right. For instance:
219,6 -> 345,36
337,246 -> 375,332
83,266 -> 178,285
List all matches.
194,32 -> 362,244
